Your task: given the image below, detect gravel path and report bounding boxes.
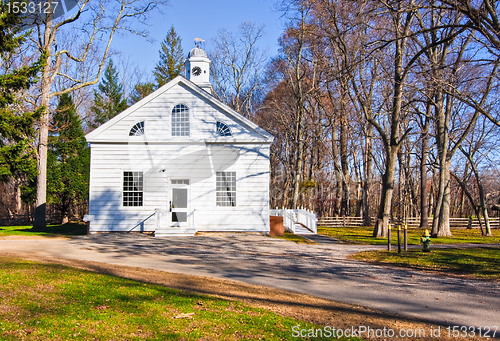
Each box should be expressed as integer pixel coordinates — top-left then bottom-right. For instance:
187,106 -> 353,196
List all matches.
0,233 -> 499,331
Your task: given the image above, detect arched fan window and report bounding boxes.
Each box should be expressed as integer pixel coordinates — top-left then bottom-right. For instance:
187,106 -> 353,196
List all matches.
216,121 -> 232,137
129,121 -> 145,136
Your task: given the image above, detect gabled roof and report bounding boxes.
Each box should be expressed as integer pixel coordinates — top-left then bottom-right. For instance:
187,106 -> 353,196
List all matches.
85,75 -> 274,143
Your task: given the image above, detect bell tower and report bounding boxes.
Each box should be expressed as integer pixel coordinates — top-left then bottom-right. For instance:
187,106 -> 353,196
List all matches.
185,38 -> 213,93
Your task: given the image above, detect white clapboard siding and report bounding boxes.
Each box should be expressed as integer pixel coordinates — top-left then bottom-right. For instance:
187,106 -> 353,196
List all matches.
88,83 -> 263,142
88,142 -> 270,233
86,76 -> 272,234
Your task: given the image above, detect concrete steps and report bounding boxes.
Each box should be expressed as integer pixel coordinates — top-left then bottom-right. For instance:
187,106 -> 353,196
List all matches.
294,224 -> 315,234
155,227 -> 197,237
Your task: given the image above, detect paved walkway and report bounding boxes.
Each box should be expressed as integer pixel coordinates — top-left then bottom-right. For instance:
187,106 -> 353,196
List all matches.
0,233 -> 499,330
296,233 -> 340,244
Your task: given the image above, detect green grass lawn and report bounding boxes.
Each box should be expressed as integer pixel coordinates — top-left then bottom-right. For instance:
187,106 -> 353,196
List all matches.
269,232 -> 316,244
0,223 -> 87,237
351,247 -> 500,280
318,226 -> 500,245
0,257 -> 362,340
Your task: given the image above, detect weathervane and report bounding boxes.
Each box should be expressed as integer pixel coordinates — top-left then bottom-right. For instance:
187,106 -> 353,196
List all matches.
194,38 -> 205,48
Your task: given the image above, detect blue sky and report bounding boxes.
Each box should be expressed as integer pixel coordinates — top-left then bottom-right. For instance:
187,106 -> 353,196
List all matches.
111,0 -> 285,80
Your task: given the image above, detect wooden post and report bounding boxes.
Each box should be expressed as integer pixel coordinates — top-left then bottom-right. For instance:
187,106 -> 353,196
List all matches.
388,224 -> 392,251
397,225 -> 401,254
155,208 -> 161,232
404,224 -> 408,251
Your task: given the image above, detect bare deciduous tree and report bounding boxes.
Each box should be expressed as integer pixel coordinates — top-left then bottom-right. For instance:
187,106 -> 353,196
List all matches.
209,21 -> 268,118
32,0 -> 169,230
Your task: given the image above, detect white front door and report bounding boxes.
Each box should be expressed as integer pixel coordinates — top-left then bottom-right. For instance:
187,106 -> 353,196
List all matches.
170,179 -> 189,227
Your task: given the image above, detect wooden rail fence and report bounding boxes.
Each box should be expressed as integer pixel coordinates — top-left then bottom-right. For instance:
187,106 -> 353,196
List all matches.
318,216 -> 500,229
0,214 -> 61,226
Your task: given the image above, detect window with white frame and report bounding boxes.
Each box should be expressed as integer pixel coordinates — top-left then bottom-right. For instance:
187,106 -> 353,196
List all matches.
216,171 -> 236,207
123,171 -> 143,206
216,121 -> 232,137
171,104 -> 189,136
129,121 -> 145,136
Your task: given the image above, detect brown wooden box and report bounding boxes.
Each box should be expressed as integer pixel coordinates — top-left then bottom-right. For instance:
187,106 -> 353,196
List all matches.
269,216 -> 284,236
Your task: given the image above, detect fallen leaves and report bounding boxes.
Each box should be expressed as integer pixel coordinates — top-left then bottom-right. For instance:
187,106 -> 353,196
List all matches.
174,313 -> 194,319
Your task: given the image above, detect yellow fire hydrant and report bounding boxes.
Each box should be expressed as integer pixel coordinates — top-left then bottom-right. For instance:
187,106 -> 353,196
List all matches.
420,229 -> 431,252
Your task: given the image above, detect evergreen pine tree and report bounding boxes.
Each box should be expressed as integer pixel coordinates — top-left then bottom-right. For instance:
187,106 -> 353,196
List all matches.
154,26 -> 184,87
90,59 -> 128,128
47,93 -> 89,224
129,82 -> 156,105
0,4 -> 44,205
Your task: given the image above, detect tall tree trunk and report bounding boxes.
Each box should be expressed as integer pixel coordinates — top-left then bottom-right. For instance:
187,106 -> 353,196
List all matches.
355,181 -> 362,217
437,158 -> 452,236
339,83 -> 350,216
419,109 -> 431,229
419,152 -> 429,228
330,122 -> 342,216
291,11 -> 307,210
292,107 -> 305,209
476,175 -> 492,236
402,143 -> 412,221
429,174 -> 434,220
459,168 -> 466,217
451,170 -> 485,234
373,7 -> 410,237
373,146 -> 398,237
431,89 -> 453,237
431,98 -> 443,237
462,147 -> 493,236
14,179 -> 22,215
363,130 -> 372,226
33,6 -> 53,231
339,116 -> 349,216
397,149 -> 404,220
352,149 -> 362,217
482,203 -> 492,236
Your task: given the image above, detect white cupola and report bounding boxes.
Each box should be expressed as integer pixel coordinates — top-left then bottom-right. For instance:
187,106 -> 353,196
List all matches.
185,41 -> 212,93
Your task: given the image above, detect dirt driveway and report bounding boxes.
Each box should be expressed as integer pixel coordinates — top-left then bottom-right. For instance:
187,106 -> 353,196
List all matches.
1,233 -> 499,340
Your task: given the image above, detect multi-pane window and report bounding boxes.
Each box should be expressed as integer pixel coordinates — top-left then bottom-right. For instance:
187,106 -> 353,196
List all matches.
129,121 -> 145,136
171,104 -> 189,136
123,171 -> 143,206
216,121 -> 232,137
216,171 -> 236,207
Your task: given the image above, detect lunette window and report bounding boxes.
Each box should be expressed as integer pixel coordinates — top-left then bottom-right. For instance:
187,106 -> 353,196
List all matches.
129,121 -> 145,136
216,171 -> 236,207
123,171 -> 143,206
216,121 -> 232,137
171,104 -> 189,136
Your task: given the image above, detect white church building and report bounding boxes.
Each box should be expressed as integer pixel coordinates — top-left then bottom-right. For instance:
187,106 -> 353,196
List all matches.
84,46 -> 273,236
